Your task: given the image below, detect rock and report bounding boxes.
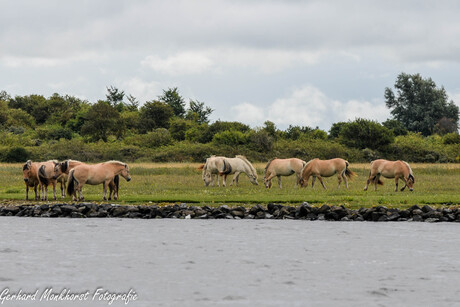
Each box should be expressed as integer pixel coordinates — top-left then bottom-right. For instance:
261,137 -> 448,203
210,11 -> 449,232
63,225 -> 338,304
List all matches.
70,212 -> 85,218
255,211 -> 266,219
318,204 -> 331,214
412,214 -> 423,222
111,206 -> 128,217
421,205 -> 434,213
60,205 -> 78,214
425,217 -> 439,223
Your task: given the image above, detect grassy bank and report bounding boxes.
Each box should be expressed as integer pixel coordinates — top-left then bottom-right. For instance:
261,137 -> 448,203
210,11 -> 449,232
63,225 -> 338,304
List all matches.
3,163 -> 460,208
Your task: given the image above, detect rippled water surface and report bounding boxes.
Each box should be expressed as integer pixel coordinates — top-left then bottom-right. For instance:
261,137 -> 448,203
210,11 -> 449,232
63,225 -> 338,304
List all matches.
1,218 -> 460,306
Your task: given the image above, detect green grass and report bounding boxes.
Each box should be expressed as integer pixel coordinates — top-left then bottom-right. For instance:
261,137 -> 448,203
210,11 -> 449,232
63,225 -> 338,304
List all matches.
4,162 -> 460,209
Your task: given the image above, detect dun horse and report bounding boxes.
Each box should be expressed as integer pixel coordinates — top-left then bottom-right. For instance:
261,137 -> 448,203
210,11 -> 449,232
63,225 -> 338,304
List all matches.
199,156 -> 229,187
264,158 -> 307,188
67,161 -> 131,201
38,160 -> 59,201
220,155 -> 258,187
299,158 -> 356,189
23,160 -> 41,200
364,159 -> 415,192
54,160 -> 119,200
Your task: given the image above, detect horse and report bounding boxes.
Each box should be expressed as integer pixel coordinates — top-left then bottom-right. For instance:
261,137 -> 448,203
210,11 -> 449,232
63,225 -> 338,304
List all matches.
199,155 -> 230,187
364,159 -> 415,192
54,160 -> 120,200
23,160 -> 41,200
37,160 -> 59,200
220,155 -> 258,187
299,158 -> 356,189
67,161 -> 131,201
264,158 -> 307,188
53,160 -> 85,198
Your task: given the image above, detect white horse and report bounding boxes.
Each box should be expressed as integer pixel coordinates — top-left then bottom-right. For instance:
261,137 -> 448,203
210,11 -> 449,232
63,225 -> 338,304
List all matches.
199,156 -> 229,187
220,155 -> 258,187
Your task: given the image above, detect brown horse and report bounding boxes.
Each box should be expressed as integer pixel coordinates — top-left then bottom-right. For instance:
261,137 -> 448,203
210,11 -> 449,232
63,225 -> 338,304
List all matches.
264,158 -> 307,188
299,158 -> 356,189
23,160 -> 41,200
364,159 -> 415,192
67,161 -> 131,201
54,160 -> 119,200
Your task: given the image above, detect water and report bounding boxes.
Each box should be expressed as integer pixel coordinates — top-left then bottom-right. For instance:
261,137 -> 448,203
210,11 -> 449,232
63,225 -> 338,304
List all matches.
1,218 -> 460,306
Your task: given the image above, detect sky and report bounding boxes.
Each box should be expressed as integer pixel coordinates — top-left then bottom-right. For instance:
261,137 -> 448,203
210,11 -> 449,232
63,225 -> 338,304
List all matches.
1,0 -> 460,131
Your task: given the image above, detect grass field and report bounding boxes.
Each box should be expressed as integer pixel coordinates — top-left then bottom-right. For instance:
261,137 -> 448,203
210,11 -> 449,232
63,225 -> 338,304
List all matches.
3,162 -> 460,209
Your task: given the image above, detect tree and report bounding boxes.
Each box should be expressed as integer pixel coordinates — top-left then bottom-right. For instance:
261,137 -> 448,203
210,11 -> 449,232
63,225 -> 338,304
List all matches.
138,101 -> 174,133
106,86 -> 125,112
385,73 -> 459,136
126,94 -> 139,112
339,118 -> 393,150
382,119 -> 408,136
158,87 -> 186,117
185,100 -> 213,124
80,101 -> 121,142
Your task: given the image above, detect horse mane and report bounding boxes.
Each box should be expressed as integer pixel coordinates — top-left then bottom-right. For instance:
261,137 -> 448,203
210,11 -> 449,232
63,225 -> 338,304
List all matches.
235,155 -> 257,178
105,160 -> 126,166
264,158 -> 276,173
402,161 -> 414,179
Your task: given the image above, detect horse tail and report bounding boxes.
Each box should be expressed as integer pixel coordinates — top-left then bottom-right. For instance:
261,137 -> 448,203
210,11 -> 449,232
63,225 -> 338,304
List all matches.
344,161 -> 357,180
67,170 -> 76,196
220,159 -> 232,175
197,164 -> 205,170
114,174 -> 119,191
38,165 -> 49,186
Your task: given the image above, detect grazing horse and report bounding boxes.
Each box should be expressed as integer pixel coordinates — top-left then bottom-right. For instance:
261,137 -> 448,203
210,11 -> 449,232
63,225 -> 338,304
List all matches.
23,160 -> 41,200
264,158 -> 307,188
220,155 -> 258,187
38,160 -> 59,200
364,159 -> 415,192
199,155 -> 229,187
67,161 -> 131,201
54,160 -> 120,200
299,158 -> 356,189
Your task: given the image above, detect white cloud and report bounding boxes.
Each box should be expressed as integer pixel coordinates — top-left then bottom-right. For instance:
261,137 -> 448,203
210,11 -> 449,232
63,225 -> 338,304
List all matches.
120,78 -> 162,103
141,52 -> 213,76
231,85 -> 390,130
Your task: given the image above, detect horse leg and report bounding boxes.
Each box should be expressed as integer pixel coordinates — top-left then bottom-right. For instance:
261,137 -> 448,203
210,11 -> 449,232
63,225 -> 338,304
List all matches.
311,176 -> 316,188
34,185 -> 38,200
222,174 -> 227,187
103,182 -> 108,200
230,172 -> 239,186
277,175 -> 282,188
337,174 -> 342,189
399,177 -> 407,191
374,175 -> 380,191
25,185 -> 29,201
343,172 -> 349,189
53,182 -> 57,200
317,176 -> 327,189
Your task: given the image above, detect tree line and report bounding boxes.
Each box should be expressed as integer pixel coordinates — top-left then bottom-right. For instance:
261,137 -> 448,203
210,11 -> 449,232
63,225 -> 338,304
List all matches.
0,72 -> 459,163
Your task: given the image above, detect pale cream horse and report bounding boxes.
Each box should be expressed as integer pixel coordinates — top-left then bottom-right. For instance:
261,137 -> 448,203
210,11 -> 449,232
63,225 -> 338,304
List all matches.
300,158 -> 356,189
264,158 -> 307,188
67,161 -> 131,201
199,155 -> 230,187
364,159 -> 415,192
220,155 -> 258,187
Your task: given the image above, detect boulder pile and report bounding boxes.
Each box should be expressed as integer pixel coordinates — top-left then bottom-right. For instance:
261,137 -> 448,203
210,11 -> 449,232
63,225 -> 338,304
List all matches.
0,202 -> 458,222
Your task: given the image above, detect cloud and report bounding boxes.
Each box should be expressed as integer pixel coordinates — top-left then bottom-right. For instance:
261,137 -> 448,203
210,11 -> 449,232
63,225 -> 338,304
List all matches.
119,78 -> 162,103
231,85 -> 390,130
141,52 -> 213,76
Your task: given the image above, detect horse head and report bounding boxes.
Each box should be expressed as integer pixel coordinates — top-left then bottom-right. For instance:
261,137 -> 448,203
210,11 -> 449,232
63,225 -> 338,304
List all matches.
406,174 -> 415,191
120,164 -> 131,182
23,160 -> 33,183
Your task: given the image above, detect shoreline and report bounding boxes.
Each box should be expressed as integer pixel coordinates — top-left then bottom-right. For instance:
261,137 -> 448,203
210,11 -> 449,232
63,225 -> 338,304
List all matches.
0,202 -> 458,222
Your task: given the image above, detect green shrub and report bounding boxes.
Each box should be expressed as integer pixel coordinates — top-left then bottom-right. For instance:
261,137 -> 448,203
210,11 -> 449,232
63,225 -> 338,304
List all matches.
212,130 -> 249,146
4,147 -> 29,162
